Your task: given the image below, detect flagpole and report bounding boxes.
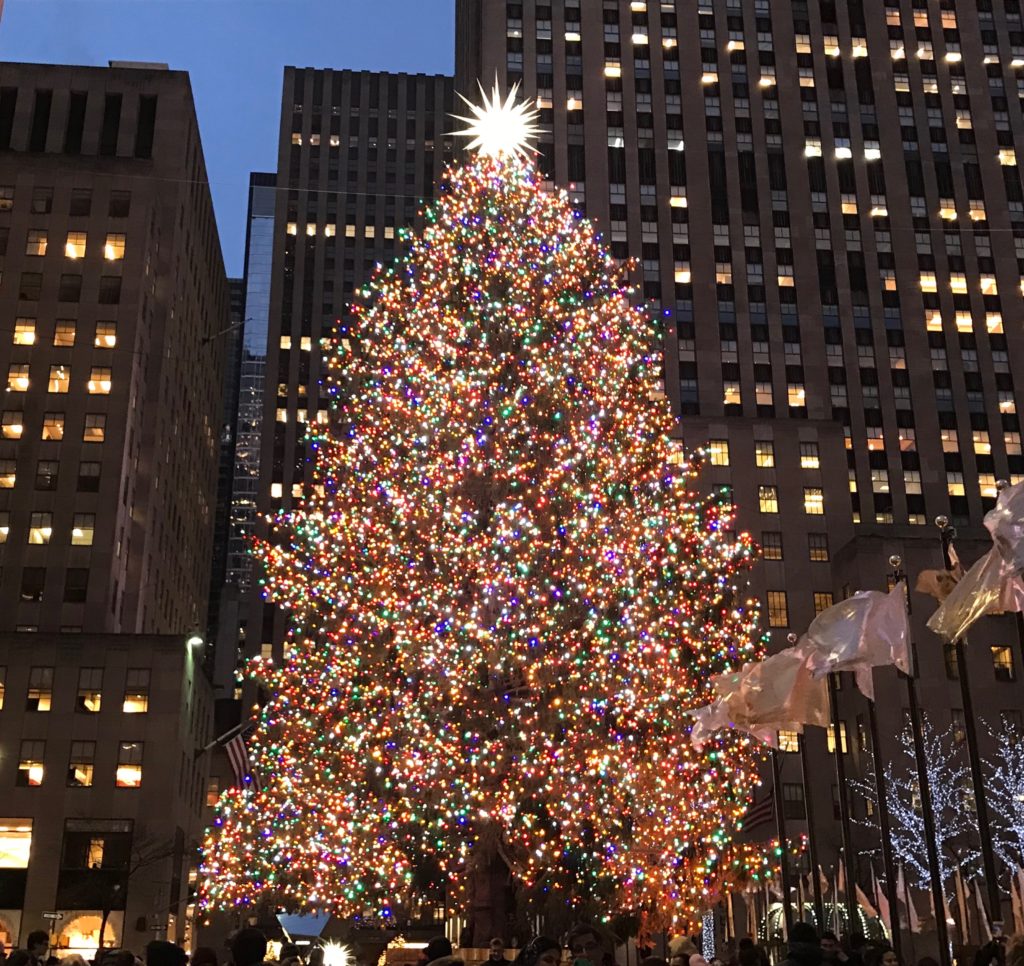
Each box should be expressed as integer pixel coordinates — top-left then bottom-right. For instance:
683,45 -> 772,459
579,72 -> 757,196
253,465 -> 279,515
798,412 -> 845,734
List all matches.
937,513 -> 1004,932
786,631 -> 825,930
771,748 -> 794,936
826,672 -> 858,936
801,739 -> 825,930
866,697 -> 903,962
889,554 -> 951,966
902,863 -> 918,966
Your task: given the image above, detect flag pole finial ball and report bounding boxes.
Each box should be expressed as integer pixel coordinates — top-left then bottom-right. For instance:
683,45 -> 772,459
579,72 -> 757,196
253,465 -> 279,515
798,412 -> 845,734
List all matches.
934,515 -> 950,529
997,479 -> 1009,491
889,554 -> 902,569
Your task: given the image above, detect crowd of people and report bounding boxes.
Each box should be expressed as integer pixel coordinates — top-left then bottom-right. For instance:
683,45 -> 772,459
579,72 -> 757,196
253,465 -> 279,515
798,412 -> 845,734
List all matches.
2,921 -> 1023,966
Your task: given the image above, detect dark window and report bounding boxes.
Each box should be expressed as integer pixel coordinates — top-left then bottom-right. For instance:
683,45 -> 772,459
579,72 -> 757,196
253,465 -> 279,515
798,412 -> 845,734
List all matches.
63,569 -> 89,604
35,460 -> 58,490
58,275 -> 82,302
77,462 -> 100,493
64,92 -> 88,155
567,143 -> 585,182
134,95 -> 157,159
783,783 -> 806,819
108,191 -> 131,218
98,277 -> 121,305
708,150 -> 729,222
0,227 -> 8,255
31,188 -> 52,213
69,189 -> 91,217
29,90 -> 53,152
19,273 -> 43,301
99,94 -> 122,156
20,567 -> 45,603
0,88 -> 17,150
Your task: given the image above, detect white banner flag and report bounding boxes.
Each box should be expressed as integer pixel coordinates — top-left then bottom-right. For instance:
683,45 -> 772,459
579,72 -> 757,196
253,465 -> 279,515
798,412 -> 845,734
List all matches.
928,481 -> 1024,642
689,648 -> 830,748
796,582 -> 910,700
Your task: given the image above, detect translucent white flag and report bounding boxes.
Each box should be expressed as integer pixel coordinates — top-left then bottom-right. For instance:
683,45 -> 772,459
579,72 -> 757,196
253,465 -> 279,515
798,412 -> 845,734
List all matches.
796,582 -> 910,701
688,648 -> 829,748
926,547 -> 1024,642
928,480 -> 1024,642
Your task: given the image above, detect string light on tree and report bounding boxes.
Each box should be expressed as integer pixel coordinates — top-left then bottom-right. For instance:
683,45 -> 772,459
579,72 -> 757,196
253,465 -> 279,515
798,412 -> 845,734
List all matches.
983,718 -> 1024,868
853,719 -> 979,890
200,86 -> 766,927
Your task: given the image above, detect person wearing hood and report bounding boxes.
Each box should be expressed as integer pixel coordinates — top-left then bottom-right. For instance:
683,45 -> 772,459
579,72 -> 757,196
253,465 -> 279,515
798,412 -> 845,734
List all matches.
514,938 -> 561,966
780,923 -> 822,966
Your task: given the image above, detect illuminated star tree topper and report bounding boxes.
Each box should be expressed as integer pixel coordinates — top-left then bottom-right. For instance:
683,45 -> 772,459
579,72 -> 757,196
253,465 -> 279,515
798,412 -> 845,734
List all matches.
451,79 -> 541,158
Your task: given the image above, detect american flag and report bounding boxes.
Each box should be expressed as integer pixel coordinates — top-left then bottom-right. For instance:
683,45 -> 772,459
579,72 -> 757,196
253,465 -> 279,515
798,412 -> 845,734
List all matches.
220,726 -> 260,790
741,789 -> 776,832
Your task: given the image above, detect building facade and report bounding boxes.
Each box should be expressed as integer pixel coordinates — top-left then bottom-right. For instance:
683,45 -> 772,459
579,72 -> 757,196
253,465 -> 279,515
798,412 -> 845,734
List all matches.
251,68 -> 454,657
0,62 -> 226,951
0,62 -> 229,637
0,632 -> 213,956
454,0 -> 1024,931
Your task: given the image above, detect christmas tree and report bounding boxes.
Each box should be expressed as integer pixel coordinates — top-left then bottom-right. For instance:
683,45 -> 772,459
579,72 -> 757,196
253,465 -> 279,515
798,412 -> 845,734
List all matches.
201,87 -> 765,928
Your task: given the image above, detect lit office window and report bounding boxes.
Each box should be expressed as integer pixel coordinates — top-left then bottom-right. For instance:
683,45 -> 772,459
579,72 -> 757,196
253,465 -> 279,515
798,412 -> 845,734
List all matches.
759,485 -> 779,513
1,412 -> 23,439
65,232 -> 87,259
87,367 -> 111,394
103,233 -> 126,261
804,487 -> 825,514
72,514 -> 95,547
17,741 -> 45,786
67,741 -> 96,787
13,319 -> 36,345
123,669 -> 150,713
115,741 -> 143,787
28,513 -> 52,544
707,439 -> 729,466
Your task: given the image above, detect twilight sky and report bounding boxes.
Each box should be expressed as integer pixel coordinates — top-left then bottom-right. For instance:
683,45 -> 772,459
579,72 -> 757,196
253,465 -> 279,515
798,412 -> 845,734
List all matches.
0,0 -> 456,275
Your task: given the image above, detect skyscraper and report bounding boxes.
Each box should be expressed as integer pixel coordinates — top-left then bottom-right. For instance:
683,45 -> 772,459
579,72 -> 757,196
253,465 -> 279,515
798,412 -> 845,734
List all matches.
0,60 -> 226,952
455,0 -> 1024,888
0,62 -> 229,636
252,68 -> 454,657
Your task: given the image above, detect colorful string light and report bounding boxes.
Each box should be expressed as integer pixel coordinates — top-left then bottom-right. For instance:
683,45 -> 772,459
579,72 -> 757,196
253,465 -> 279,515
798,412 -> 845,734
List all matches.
200,151 -> 767,927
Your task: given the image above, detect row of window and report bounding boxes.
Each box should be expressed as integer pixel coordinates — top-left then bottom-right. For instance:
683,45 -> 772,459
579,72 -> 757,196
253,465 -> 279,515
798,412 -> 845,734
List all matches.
2,411 -> 108,442
757,484 -> 825,515
766,589 -> 835,627
1,666 -> 150,712
0,511 -> 95,545
0,186 -> 131,218
11,317 -> 117,347
761,532 -> 830,563
285,222 -> 398,240
707,438 -> 819,468
6,365 -> 112,394
20,230 -> 125,261
0,461 -> 100,493
17,739 -> 143,788
15,272 -> 122,303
